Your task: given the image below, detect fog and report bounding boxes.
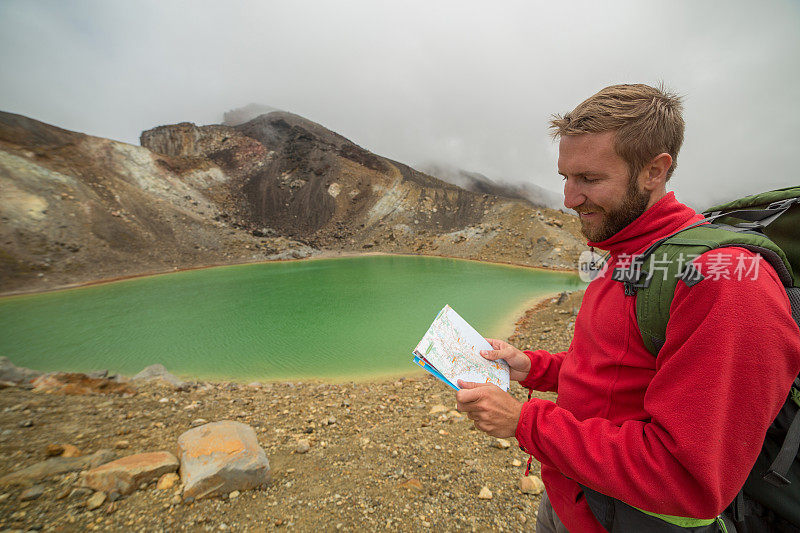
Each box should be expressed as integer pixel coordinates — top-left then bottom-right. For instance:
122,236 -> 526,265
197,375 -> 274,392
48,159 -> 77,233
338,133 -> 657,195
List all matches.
1,0 -> 798,209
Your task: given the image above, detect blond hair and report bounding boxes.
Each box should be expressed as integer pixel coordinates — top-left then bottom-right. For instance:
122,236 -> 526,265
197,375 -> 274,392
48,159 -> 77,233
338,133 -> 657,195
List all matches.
550,84 -> 685,181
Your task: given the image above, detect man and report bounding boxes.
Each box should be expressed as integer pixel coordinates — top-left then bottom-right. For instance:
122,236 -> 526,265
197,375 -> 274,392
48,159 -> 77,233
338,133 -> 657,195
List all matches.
455,84 -> 800,532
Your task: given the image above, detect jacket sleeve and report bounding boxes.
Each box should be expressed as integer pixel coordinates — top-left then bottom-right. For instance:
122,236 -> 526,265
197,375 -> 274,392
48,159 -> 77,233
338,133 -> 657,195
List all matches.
520,349 -> 566,392
515,248 -> 800,519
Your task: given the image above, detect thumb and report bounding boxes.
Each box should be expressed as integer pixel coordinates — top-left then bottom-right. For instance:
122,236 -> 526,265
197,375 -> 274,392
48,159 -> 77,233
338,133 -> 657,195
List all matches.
457,380 -> 483,389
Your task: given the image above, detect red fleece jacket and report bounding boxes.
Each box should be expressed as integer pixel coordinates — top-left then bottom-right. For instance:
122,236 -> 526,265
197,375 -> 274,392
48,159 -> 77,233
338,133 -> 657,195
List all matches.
515,193 -> 800,532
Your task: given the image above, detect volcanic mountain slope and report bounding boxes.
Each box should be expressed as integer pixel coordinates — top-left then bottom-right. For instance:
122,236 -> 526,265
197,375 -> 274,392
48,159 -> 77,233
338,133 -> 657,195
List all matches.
0,110 -> 583,294
0,111 -> 309,293
141,111 -> 583,260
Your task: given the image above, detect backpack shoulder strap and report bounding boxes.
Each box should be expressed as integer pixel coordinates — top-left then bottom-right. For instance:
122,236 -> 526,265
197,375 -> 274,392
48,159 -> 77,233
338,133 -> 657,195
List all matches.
632,224 -> 793,356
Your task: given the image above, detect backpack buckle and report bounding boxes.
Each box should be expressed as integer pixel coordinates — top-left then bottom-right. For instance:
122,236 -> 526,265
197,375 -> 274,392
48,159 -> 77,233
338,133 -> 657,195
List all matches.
612,263 -> 652,296
623,282 -> 637,296
763,469 -> 791,487
766,198 -> 798,210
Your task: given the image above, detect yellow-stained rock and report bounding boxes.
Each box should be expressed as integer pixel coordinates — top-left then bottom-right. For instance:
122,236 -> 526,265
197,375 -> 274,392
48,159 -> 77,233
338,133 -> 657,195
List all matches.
156,472 -> 180,490
519,475 -> 545,495
61,444 -> 82,458
399,479 -> 424,493
83,451 -> 178,495
178,420 -> 270,500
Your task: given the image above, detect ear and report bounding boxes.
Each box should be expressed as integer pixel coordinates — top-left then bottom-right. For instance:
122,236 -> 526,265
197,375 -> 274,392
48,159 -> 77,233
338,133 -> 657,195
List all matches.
640,152 -> 672,193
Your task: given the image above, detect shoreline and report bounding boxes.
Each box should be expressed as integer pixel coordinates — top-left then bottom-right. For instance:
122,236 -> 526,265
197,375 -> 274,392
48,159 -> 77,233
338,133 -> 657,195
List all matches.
0,255 -> 578,385
0,251 -> 577,299
490,291 -> 564,341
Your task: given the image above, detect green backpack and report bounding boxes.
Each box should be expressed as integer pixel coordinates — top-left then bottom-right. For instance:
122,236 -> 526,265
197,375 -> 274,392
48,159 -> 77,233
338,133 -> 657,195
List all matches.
612,186 -> 800,530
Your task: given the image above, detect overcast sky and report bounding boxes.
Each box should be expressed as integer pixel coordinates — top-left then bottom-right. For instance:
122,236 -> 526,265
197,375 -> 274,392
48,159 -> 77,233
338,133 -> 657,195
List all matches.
1,0 -> 798,209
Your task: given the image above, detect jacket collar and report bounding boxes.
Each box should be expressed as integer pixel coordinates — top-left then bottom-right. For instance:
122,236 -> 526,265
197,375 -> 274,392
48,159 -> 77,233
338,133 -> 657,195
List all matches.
587,192 -> 704,256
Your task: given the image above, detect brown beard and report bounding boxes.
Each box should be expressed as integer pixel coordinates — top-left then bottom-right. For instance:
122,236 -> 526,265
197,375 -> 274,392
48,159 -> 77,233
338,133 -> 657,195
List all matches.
579,177 -> 651,242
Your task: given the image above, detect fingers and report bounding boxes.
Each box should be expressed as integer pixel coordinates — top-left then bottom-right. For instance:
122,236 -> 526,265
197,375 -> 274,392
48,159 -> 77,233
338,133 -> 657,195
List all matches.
485,338 -> 504,350
480,345 -> 510,361
457,401 -> 479,413
479,349 -> 500,360
453,385 -> 521,438
455,382 -> 483,405
456,381 -> 494,411
481,348 -> 519,364
467,413 -> 501,436
456,382 -> 504,411
484,337 -> 508,350
458,404 -> 483,421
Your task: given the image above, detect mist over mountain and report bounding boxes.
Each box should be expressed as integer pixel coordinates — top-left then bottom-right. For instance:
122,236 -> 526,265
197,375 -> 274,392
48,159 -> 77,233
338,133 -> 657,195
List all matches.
222,104 -> 281,127
418,162 -> 564,211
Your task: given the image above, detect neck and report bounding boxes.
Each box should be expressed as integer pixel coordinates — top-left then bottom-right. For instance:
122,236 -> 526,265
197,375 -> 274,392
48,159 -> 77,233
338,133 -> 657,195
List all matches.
645,187 -> 668,210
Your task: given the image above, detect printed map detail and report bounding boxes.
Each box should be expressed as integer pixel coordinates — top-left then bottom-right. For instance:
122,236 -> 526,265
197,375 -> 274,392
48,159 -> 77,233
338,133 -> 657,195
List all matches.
412,305 -> 510,391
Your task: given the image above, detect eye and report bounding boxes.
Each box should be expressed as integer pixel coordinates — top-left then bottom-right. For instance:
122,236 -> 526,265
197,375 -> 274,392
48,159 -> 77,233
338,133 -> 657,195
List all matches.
561,174 -> 598,183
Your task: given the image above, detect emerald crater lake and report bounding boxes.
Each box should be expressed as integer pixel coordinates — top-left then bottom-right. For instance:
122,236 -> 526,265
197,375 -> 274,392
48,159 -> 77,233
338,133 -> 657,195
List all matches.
0,256 -> 583,381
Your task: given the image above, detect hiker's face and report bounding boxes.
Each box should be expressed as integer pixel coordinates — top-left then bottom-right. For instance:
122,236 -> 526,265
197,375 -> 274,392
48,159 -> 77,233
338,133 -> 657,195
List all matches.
558,131 -> 651,242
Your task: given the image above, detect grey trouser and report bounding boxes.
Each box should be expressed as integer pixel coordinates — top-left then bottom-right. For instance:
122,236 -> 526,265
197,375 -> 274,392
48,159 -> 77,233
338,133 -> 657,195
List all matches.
536,489 -> 571,533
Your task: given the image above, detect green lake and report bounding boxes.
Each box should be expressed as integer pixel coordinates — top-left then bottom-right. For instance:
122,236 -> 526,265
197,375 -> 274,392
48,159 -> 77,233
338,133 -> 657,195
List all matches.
0,255 -> 582,381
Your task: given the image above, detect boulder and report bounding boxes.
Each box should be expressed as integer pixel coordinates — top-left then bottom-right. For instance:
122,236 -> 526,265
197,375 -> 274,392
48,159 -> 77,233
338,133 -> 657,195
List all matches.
0,357 -> 42,385
519,475 -> 545,495
19,485 -> 45,501
156,472 -> 179,490
295,439 -> 310,454
0,449 -> 116,486
61,444 -> 82,457
132,364 -> 186,389
491,438 -> 511,449
83,451 -> 179,495
86,491 -> 106,510
45,443 -> 82,458
45,444 -> 64,457
31,373 -> 137,396
86,369 -> 110,379
178,421 -> 271,500
399,479 -> 424,493
428,404 -> 448,415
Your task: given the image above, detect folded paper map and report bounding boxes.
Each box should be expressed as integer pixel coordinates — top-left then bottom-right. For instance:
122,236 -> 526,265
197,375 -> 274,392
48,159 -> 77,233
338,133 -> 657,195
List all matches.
412,305 -> 510,391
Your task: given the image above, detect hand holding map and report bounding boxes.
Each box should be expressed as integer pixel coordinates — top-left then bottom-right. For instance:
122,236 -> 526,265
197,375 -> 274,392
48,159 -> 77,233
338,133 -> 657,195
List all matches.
479,338 -> 532,382
412,305 -> 510,391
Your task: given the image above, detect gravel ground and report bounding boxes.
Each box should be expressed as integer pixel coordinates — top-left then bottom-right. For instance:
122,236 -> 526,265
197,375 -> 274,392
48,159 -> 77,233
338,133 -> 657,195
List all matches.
0,291 -> 583,532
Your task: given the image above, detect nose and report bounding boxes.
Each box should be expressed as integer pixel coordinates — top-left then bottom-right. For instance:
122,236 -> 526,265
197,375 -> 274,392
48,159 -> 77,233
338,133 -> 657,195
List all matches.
563,177 -> 585,210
